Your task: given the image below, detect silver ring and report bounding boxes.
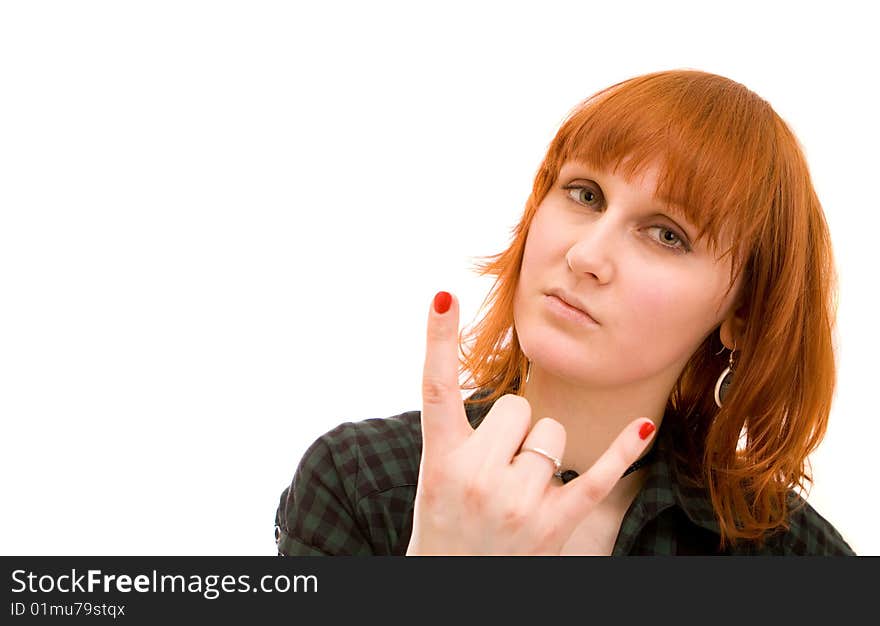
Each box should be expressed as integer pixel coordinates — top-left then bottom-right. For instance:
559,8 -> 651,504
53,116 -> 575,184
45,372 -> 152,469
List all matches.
518,446 -> 562,472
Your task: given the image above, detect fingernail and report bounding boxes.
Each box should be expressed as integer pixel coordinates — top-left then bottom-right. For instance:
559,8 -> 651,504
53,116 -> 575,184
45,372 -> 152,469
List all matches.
433,291 -> 452,314
639,421 -> 655,440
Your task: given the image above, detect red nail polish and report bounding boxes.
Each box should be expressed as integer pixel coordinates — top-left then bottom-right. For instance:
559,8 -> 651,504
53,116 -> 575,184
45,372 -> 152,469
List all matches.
639,421 -> 655,440
433,291 -> 452,314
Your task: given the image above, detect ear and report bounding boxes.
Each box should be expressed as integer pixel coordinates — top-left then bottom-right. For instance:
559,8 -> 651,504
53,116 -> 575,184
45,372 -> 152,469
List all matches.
719,307 -> 747,350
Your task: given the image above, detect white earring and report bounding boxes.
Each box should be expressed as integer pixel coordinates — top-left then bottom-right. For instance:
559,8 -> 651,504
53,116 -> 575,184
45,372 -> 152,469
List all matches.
714,343 -> 737,408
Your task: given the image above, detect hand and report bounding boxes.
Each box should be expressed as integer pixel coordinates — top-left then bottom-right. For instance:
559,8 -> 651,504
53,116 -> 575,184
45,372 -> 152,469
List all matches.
406,290 -> 657,555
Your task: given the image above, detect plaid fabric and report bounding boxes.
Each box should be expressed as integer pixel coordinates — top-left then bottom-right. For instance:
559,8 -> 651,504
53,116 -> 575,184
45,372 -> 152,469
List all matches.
275,390 -> 855,556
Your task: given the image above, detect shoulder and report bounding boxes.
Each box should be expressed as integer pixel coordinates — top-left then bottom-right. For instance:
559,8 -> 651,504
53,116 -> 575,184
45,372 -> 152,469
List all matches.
752,493 -> 856,555
781,494 -> 856,555
276,391 -> 496,555
311,408 -> 425,495
294,390 -> 494,497
276,408 -> 424,555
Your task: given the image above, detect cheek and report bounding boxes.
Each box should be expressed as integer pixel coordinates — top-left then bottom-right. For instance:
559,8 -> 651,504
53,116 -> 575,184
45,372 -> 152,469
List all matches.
622,267 -> 727,337
627,275 -> 678,313
521,215 -> 562,279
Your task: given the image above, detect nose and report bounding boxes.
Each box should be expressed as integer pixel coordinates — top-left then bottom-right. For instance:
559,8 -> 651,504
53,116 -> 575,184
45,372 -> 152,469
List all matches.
565,216 -> 618,284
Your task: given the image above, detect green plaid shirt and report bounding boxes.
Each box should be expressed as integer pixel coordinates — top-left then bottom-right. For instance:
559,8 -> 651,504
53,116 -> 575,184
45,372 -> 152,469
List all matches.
275,391 -> 855,556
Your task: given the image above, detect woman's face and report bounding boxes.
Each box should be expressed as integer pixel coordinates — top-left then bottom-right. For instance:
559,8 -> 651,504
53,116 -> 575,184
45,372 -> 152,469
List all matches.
513,158 -> 743,389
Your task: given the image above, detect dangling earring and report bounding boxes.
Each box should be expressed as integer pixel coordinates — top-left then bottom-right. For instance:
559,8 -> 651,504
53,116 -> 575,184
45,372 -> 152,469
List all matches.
714,342 -> 737,408
525,359 -> 531,384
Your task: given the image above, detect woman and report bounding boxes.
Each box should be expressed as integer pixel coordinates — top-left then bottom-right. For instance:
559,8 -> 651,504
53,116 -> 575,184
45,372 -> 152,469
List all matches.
275,69 -> 855,555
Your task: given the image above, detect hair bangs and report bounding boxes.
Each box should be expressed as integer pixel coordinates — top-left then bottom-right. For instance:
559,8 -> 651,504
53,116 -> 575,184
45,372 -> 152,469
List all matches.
545,70 -> 781,295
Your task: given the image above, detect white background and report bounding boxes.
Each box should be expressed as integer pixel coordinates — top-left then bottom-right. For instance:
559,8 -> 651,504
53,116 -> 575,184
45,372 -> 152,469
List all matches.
1,1 -> 877,555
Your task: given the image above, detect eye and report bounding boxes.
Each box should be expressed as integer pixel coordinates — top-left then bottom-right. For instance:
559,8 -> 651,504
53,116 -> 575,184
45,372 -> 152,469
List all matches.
563,183 -> 691,254
646,226 -> 690,252
564,184 -> 602,207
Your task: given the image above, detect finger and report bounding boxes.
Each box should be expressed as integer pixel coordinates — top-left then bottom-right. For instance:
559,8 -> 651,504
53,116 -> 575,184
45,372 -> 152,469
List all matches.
551,418 -> 656,529
464,394 -> 533,469
509,417 -> 567,496
420,291 -> 472,463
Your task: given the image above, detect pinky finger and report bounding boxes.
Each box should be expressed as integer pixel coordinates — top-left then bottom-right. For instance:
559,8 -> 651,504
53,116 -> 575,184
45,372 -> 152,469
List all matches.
552,418 -> 656,524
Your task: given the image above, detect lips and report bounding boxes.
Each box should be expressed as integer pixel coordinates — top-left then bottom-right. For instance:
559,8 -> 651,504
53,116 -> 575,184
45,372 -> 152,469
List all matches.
546,288 -> 600,324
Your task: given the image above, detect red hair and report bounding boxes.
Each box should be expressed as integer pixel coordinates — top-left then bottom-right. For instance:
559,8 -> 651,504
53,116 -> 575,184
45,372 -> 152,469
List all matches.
459,69 -> 838,550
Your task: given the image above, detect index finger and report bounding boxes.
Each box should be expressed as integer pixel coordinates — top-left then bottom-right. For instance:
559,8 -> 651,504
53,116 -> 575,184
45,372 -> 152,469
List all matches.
420,291 -> 472,463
